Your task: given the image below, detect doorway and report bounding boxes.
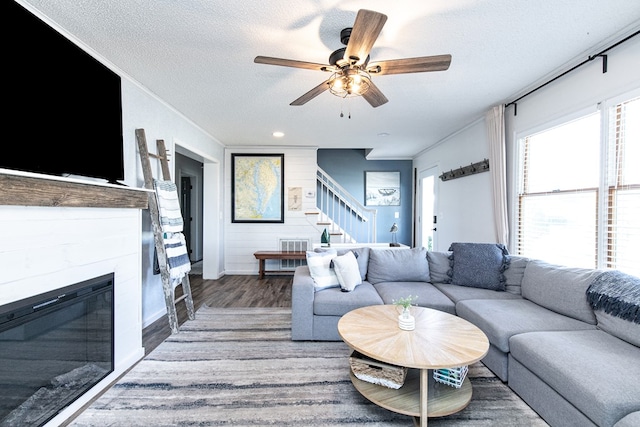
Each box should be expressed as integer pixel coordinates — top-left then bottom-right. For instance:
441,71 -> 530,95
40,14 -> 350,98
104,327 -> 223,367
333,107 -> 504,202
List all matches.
180,176 -> 193,259
174,142 -> 221,279
175,153 -> 203,263
417,166 -> 438,250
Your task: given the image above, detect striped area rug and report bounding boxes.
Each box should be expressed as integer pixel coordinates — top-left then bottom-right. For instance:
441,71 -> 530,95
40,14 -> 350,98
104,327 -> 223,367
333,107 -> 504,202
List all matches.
70,307 -> 548,426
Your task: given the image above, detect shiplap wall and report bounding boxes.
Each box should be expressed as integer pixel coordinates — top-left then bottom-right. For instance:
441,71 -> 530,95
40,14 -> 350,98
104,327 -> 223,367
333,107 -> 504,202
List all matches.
0,204 -> 145,426
224,147 -> 320,275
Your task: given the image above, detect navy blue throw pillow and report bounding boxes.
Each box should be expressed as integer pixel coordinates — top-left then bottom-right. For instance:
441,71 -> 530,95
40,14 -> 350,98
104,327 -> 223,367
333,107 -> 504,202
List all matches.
447,242 -> 510,291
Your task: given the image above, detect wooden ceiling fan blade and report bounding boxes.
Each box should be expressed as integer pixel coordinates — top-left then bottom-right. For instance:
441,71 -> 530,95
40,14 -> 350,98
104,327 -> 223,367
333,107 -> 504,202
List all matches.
368,54 -> 452,75
290,79 -> 331,106
344,9 -> 387,66
254,56 -> 333,72
362,81 -> 388,108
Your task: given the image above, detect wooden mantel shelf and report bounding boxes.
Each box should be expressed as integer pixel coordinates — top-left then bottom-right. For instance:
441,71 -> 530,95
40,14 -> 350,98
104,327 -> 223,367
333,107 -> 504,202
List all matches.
0,171 -> 150,209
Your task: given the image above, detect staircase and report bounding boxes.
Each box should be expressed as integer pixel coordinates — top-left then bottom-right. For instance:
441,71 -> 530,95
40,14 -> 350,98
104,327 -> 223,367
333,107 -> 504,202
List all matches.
307,167 -> 377,244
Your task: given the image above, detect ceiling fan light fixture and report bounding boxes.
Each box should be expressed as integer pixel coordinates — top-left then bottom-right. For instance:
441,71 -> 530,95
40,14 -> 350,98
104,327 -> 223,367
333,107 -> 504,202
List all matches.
255,9 -> 451,108
328,67 -> 371,98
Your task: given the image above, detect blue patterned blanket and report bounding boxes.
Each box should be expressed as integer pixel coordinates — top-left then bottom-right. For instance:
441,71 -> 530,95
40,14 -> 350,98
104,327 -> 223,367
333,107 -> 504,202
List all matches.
586,270 -> 640,324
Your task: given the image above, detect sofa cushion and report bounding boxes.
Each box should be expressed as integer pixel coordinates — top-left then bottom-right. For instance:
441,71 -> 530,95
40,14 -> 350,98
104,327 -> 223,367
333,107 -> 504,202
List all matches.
316,246 -> 370,281
332,250 -> 362,292
521,260 -> 600,324
306,250 -> 339,291
367,247 -> 429,285
456,298 -> 596,353
432,282 -> 522,304
427,251 -> 451,283
503,255 -> 529,295
446,242 -> 509,290
509,330 -> 640,427
594,310 -> 640,348
373,281 -> 456,315
615,412 -> 640,427
313,282 -> 383,316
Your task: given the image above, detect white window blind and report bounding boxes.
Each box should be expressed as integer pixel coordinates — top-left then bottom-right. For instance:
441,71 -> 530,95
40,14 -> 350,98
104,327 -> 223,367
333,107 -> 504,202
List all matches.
518,113 -> 600,268
605,97 -> 640,276
517,94 -> 640,276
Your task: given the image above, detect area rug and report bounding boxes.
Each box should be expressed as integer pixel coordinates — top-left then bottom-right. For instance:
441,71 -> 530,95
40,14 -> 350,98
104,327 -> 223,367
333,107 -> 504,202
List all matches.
69,306 -> 548,426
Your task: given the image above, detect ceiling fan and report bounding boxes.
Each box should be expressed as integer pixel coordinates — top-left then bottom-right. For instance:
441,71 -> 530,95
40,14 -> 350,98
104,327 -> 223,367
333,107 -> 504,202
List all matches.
254,9 -> 451,108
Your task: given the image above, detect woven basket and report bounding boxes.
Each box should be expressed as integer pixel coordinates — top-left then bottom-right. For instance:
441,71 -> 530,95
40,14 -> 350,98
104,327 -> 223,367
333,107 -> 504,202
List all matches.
349,351 -> 408,389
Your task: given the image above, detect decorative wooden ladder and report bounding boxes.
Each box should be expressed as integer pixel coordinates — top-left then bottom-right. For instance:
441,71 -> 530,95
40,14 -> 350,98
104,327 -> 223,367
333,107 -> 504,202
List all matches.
136,128 -> 195,333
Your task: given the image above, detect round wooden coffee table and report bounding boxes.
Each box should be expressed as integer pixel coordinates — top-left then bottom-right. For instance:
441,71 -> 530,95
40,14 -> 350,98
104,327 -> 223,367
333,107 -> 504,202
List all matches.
338,305 -> 489,426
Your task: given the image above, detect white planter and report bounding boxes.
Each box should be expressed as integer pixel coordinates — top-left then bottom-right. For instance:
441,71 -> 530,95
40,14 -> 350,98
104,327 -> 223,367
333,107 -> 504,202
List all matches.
398,307 -> 415,331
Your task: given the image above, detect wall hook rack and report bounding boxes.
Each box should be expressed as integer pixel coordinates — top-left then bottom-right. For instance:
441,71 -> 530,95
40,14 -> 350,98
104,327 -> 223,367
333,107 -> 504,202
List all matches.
439,159 -> 490,181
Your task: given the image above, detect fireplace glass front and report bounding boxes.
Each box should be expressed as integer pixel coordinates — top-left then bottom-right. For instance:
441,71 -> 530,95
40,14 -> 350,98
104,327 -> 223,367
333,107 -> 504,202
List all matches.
0,274 -> 114,426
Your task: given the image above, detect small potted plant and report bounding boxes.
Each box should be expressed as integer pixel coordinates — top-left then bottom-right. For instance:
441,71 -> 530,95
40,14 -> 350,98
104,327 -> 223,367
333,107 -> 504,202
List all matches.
393,295 -> 418,330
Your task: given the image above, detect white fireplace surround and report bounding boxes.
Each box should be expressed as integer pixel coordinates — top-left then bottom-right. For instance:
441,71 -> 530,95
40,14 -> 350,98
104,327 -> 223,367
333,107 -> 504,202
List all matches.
1,200 -> 145,426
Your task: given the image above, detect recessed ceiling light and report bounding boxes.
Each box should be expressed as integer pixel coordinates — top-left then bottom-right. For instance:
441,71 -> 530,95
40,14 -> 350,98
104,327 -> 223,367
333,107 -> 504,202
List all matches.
377,132 -> 390,137
272,131 -> 285,138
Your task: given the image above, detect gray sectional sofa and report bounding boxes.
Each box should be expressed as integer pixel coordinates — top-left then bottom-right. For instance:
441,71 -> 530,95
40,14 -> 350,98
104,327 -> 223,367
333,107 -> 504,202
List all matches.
291,244 -> 640,427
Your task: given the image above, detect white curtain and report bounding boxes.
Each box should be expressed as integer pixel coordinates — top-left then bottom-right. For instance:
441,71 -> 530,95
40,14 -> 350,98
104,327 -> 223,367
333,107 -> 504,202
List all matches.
486,105 -> 509,246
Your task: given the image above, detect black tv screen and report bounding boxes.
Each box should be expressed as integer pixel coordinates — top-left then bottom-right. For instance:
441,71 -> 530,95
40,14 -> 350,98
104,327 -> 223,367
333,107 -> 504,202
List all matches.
2,1 -> 124,184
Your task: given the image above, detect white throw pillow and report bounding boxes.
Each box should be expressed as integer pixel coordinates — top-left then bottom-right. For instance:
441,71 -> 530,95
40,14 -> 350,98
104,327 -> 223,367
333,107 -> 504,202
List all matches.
306,250 -> 339,291
332,250 -> 362,292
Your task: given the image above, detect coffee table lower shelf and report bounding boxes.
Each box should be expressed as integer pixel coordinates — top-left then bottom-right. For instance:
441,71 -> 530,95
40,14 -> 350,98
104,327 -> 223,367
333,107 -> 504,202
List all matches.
350,368 -> 472,418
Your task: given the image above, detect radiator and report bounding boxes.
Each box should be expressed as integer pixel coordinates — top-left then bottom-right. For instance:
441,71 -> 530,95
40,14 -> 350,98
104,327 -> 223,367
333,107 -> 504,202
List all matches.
279,239 -> 309,270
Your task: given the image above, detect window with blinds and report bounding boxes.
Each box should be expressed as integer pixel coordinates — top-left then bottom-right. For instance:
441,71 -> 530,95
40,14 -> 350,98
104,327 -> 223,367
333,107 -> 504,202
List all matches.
605,97 -> 640,276
517,95 -> 639,277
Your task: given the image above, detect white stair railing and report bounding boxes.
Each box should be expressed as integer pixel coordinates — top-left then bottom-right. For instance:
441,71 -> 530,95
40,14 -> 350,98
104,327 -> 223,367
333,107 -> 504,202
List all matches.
316,167 -> 377,243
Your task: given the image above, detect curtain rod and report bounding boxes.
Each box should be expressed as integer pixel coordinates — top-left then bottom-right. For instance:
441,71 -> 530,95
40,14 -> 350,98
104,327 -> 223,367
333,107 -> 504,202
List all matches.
505,29 -> 640,115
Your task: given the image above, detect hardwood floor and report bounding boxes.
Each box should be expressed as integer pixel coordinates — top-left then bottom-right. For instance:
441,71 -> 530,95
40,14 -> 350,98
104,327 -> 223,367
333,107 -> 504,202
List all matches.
60,273 -> 293,426
142,273 -> 293,355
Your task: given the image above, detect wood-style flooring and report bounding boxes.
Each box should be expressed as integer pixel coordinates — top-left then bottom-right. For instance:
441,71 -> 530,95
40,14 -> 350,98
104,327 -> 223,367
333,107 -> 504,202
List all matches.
142,273 -> 293,355
60,273 -> 293,426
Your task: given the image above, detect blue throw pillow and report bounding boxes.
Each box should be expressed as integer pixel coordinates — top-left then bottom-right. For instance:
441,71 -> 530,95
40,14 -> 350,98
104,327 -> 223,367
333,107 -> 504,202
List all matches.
447,242 -> 509,291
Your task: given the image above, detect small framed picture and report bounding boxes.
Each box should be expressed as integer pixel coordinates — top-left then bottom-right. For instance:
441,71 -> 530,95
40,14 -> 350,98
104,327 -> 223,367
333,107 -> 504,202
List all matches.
365,171 -> 400,206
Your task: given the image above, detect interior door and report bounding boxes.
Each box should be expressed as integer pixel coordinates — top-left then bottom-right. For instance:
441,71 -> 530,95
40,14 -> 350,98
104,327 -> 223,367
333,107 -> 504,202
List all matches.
417,166 -> 438,250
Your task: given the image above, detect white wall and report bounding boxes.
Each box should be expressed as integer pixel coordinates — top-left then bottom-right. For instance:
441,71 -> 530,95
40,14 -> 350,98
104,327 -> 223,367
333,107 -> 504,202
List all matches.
413,34 -> 640,254
224,147 -> 320,274
505,35 -> 640,251
120,79 -> 225,327
413,119 -> 497,251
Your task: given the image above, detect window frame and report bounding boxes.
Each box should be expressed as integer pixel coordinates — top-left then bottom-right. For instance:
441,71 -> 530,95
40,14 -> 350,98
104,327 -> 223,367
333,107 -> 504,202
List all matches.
510,88 -> 640,271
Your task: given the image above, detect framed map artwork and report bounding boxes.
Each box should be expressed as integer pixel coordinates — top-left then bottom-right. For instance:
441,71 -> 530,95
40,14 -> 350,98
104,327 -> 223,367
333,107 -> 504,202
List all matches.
231,153 -> 284,223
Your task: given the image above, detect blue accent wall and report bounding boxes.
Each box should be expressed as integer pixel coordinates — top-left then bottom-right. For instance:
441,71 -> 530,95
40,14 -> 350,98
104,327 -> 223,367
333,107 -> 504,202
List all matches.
317,149 -> 412,246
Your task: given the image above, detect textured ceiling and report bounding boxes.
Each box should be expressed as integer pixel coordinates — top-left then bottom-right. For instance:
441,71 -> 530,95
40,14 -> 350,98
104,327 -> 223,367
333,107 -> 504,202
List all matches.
18,0 -> 640,158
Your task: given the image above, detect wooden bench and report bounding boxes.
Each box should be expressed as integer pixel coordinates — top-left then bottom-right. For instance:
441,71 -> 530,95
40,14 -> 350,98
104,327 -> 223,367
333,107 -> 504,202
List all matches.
253,251 -> 307,279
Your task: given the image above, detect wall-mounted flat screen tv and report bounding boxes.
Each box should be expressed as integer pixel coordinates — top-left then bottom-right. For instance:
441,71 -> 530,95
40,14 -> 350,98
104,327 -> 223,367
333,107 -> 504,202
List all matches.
2,1 -> 124,184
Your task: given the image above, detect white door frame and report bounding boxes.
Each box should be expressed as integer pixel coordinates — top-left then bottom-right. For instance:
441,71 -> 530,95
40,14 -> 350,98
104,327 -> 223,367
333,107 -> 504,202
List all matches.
416,165 -> 439,250
174,140 -> 222,279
